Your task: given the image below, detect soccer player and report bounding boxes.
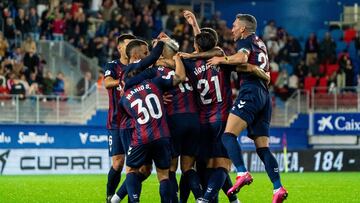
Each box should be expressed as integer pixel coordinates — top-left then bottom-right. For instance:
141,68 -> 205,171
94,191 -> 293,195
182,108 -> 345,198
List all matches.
110,36 -> 167,203
156,40 -> 203,202
104,34 -> 136,203
120,39 -> 186,203
207,14 -> 288,202
181,32 -> 235,203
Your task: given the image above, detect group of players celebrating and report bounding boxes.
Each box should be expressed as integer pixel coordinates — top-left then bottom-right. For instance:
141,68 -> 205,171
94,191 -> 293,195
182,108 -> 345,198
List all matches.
104,10 -> 288,203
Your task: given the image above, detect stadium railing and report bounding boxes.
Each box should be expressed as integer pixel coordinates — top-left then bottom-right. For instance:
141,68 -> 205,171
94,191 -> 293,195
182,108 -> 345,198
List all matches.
271,89 -> 309,127
37,41 -> 100,96
311,86 -> 360,112
0,83 -> 100,124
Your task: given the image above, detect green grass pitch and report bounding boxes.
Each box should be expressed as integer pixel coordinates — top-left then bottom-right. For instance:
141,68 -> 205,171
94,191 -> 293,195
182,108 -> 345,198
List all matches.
1,172 -> 360,202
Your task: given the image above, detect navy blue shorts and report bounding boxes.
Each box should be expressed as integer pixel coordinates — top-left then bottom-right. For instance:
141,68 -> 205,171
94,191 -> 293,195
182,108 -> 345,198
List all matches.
108,129 -> 124,156
168,113 -> 201,157
230,84 -> 272,139
126,138 -> 171,169
199,121 -> 229,160
120,128 -> 133,156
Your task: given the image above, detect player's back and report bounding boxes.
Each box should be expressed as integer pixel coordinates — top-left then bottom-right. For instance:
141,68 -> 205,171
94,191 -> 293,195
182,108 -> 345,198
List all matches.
237,33 -> 269,88
183,59 -> 233,124
104,59 -> 126,129
121,79 -> 170,146
155,66 -> 198,115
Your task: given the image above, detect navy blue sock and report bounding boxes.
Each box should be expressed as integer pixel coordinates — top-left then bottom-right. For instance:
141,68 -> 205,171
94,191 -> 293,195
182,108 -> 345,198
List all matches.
169,171 -> 179,203
126,173 -> 141,202
203,168 -> 227,202
222,174 -> 237,202
116,181 -> 127,200
196,160 -> 207,190
222,133 -> 247,172
256,147 -> 282,189
183,169 -> 203,199
179,174 -> 190,203
160,179 -> 172,203
107,167 -> 121,196
117,173 -> 147,200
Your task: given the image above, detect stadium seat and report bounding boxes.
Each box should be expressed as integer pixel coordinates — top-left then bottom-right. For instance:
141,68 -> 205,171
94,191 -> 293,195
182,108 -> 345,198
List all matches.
270,71 -> 279,85
336,41 -> 348,55
331,29 -> 343,40
348,41 -> 357,59
317,77 -> 328,93
304,76 -> 317,94
326,64 -> 339,77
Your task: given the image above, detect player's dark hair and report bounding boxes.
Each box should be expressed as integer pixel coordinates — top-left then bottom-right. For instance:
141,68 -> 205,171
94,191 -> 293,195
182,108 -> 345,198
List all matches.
125,39 -> 148,59
117,34 -> 136,45
195,32 -> 216,52
236,13 -> 257,33
200,27 -> 219,44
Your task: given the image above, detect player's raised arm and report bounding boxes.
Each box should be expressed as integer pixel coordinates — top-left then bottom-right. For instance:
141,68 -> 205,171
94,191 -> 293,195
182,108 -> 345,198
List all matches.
172,53 -> 186,86
184,10 -> 201,36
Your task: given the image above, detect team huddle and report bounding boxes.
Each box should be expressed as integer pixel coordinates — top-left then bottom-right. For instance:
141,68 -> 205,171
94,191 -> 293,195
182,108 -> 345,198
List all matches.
104,11 -> 288,203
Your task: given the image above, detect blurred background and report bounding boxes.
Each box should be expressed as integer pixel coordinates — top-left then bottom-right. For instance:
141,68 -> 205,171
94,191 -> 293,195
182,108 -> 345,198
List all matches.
0,0 -> 359,175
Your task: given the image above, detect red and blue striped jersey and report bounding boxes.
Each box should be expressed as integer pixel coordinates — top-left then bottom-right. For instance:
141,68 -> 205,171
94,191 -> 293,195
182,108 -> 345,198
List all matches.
104,59 -> 129,129
155,66 -> 198,115
183,59 -> 233,124
120,76 -> 173,147
236,33 -> 269,89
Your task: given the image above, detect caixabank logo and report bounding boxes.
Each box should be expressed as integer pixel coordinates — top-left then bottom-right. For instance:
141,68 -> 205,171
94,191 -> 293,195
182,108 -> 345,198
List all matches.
0,150 -> 10,175
315,113 -> 360,135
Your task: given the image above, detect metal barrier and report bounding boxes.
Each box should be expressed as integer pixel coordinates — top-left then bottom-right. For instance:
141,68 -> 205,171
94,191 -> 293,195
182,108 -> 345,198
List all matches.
37,41 -> 100,96
311,86 -> 360,112
0,84 -> 99,124
271,90 -> 309,127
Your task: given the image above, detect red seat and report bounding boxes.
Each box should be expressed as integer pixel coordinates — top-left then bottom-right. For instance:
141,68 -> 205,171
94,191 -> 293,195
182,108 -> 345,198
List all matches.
326,64 -> 339,76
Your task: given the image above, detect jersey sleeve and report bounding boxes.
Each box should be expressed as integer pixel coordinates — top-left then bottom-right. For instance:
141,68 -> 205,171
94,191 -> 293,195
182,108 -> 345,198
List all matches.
124,68 -> 157,90
152,76 -> 173,91
104,62 -> 117,79
182,58 -> 194,73
236,39 -> 252,55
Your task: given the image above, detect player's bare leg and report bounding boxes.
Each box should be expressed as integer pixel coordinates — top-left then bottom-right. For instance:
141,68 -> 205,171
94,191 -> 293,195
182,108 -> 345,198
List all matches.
254,136 -> 288,203
221,114 -> 253,196
170,157 -> 179,203
157,167 -> 172,203
180,155 -> 203,200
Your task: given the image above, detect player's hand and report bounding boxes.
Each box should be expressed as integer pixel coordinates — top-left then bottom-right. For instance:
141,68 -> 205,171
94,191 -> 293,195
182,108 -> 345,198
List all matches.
178,52 -> 192,59
206,56 -> 223,66
157,32 -> 170,39
163,92 -> 173,104
172,53 -> 181,60
183,10 -> 196,26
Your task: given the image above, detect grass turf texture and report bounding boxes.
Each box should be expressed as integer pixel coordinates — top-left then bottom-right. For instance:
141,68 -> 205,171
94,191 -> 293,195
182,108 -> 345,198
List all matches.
1,172 -> 360,203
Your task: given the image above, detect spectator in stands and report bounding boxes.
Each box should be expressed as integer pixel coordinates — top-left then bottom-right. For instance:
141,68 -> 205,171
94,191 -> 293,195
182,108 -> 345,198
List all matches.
328,72 -> 337,94
319,32 -> 336,64
279,60 -> 294,76
52,12 -> 65,41
339,55 -> 355,87
28,7 -> 40,41
288,73 -> 299,95
27,71 -> 40,95
274,68 -> 289,100
23,42 -> 39,80
166,10 -> 177,35
304,32 -> 319,66
42,70 -> 54,96
286,35 -> 302,67
97,69 -> 104,88
53,72 -> 65,96
15,8 -> 30,39
76,71 -> 92,96
10,78 -> 26,100
263,20 -> 277,41
307,57 -> 320,77
355,32 -> 360,57
294,60 -> 308,88
4,17 -> 17,48
0,32 -> 9,61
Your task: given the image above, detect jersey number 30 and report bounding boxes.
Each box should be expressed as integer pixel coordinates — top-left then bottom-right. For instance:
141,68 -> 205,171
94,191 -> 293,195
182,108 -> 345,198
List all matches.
130,93 -> 162,124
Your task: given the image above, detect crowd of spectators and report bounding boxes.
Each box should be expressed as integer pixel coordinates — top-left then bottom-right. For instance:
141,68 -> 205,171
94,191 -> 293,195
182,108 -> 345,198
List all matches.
0,0 -> 359,102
